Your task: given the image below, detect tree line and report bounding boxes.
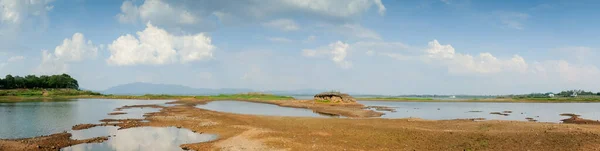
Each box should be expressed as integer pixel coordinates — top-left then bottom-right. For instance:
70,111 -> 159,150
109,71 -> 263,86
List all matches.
0,74 -> 79,89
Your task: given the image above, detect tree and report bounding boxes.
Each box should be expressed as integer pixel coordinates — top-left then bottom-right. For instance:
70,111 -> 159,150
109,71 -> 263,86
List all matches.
0,74 -> 80,89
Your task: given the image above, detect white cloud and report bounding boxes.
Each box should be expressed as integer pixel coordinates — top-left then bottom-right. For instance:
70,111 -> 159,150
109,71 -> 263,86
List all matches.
107,23 -> 215,66
303,41 -> 352,69
266,37 -> 293,43
117,0 -> 197,25
116,0 -> 385,31
35,33 -> 98,74
36,49 -> 68,74
0,0 -> 54,36
7,55 -> 23,62
425,40 -> 528,74
54,33 -> 98,62
0,0 -> 53,25
263,19 -> 299,31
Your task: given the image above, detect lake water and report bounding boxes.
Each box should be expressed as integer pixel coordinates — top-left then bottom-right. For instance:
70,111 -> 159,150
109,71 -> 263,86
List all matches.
196,100 -> 326,117
63,126 -> 217,151
359,101 -> 600,123
0,99 -> 171,139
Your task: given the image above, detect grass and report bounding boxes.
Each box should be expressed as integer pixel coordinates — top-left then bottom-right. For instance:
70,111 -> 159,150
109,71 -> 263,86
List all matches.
0,89 -> 101,96
0,90 -> 294,103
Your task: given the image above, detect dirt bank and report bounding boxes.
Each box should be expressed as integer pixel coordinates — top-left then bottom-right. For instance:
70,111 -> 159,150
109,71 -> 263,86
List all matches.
0,132 -> 107,151
142,104 -> 600,151
173,98 -> 384,118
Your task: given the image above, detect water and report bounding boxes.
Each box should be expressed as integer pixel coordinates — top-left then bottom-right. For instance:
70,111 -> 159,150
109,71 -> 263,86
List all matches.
0,99 -> 171,139
63,126 -> 217,151
196,100 -> 326,117
359,101 -> 600,123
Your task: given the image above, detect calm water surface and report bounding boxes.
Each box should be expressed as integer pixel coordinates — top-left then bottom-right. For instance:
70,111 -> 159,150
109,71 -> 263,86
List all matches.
196,100 -> 327,117
63,126 -> 217,151
0,99 -> 171,139
359,101 -> 600,122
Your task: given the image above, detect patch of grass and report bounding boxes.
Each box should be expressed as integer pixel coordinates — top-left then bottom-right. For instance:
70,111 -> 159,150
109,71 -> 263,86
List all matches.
315,99 -> 331,103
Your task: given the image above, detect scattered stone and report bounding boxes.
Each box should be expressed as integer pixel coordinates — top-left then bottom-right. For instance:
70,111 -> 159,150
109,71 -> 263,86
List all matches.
365,106 -> 396,112
490,112 -> 510,116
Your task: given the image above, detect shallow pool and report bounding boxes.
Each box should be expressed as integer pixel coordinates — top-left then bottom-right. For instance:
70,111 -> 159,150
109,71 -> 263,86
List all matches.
359,101 -> 600,122
196,100 -> 327,117
0,99 -> 171,139
63,126 -> 217,151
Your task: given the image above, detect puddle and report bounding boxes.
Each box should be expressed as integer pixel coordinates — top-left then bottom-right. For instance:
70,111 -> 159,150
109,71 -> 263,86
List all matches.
70,126 -> 119,140
359,101 -> 600,123
63,127 -> 217,151
196,100 -> 327,117
109,108 -> 162,119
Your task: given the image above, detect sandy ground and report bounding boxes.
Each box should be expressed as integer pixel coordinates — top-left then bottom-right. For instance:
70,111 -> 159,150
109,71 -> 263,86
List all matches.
2,99 -> 600,151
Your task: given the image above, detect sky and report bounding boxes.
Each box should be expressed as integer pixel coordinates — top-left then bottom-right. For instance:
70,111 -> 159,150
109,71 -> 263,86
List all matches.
1,0 -> 600,95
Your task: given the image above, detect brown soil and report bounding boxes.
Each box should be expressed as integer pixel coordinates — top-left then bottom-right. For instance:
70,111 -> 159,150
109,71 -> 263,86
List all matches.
526,117 -> 538,122
174,98 -> 384,118
107,112 -> 127,115
114,104 -> 165,111
4,99 -> 600,151
561,116 -> 600,125
0,132 -> 107,151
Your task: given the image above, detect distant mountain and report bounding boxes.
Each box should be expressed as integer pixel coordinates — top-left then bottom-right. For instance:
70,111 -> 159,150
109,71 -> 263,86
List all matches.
101,82 -> 253,95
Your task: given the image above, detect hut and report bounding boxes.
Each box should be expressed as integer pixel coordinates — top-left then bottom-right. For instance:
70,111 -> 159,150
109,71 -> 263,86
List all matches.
314,92 -> 356,103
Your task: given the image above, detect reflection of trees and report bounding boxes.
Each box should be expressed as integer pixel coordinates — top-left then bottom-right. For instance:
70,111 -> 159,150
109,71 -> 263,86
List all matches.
64,127 -> 217,151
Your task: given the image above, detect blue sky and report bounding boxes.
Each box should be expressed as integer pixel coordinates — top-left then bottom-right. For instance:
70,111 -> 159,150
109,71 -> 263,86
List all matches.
1,0 -> 599,95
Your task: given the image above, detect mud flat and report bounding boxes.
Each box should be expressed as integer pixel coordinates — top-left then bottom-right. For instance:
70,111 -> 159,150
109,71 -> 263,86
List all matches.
4,99 -> 600,150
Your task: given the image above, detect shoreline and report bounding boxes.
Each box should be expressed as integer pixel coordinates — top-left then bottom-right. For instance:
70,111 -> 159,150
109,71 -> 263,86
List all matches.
356,98 -> 600,103
3,99 -> 600,150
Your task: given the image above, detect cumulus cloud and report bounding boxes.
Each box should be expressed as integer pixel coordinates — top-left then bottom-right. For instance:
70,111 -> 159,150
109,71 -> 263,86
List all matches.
263,19 -> 299,31
425,40 -> 528,74
303,41 -> 352,69
35,33 -> 99,74
116,0 -> 385,31
419,40 -> 600,87
117,0 -> 197,25
107,23 -> 215,66
0,0 -> 54,33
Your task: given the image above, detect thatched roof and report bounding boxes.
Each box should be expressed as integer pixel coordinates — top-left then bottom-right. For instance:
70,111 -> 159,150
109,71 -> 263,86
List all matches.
314,92 -> 352,98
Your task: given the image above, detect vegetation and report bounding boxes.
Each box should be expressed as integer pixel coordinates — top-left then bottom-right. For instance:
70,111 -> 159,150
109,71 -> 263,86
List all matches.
504,89 -> 600,100
0,89 -> 101,96
0,74 -> 79,89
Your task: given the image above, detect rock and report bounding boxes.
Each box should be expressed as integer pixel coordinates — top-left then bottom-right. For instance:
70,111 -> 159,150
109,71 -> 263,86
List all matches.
314,92 -> 356,103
